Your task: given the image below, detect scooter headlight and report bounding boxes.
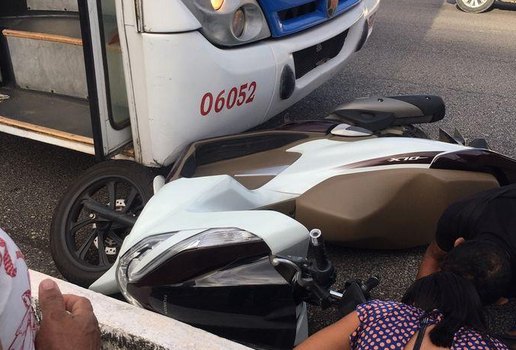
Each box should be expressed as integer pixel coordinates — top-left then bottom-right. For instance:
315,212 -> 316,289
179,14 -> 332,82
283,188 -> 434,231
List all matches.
117,232 -> 175,306
181,0 -> 271,46
117,228 -> 270,306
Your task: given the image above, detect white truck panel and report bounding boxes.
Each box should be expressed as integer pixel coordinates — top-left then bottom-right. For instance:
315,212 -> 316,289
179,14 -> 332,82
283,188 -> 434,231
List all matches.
364,0 -> 381,17
121,0 -> 136,26
133,31 -> 277,166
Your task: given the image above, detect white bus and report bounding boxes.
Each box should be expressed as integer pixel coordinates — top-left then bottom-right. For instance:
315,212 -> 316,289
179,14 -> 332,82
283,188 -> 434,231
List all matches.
0,0 -> 379,284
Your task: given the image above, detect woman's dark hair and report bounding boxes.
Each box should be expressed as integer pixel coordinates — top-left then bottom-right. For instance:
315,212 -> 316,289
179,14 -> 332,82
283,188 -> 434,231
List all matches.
402,271 -> 487,348
440,240 -> 511,305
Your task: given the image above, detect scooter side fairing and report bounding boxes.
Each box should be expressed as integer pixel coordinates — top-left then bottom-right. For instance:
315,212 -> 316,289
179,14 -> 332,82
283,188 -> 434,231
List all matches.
259,137 -> 470,195
175,135 -> 471,193
295,168 -> 499,248
167,129 -> 322,183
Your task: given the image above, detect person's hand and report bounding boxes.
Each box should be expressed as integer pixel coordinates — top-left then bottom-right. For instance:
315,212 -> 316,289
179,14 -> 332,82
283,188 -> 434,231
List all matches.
35,279 -> 101,350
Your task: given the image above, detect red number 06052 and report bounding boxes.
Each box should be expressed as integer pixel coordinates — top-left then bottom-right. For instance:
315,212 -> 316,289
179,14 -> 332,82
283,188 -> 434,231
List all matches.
200,82 -> 257,117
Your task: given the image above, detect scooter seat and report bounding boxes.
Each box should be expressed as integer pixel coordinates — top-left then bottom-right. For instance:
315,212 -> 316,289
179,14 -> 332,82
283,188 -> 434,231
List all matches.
327,95 -> 445,132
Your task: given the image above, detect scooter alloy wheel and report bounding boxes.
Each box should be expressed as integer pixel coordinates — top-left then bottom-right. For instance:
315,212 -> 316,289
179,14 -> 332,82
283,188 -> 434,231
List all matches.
456,0 -> 495,13
50,161 -> 155,287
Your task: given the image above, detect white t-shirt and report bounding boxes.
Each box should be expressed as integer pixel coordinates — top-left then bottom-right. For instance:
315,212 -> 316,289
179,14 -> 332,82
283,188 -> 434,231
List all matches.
0,229 -> 36,350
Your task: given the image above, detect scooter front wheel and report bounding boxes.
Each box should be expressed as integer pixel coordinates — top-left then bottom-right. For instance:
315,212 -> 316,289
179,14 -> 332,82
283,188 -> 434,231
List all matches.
50,160 -> 155,287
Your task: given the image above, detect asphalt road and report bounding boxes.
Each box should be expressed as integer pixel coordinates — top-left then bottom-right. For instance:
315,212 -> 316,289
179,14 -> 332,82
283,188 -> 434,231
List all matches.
0,0 -> 515,338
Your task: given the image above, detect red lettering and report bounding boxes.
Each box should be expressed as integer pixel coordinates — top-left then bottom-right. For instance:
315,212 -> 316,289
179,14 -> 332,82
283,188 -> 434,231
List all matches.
200,82 -> 258,117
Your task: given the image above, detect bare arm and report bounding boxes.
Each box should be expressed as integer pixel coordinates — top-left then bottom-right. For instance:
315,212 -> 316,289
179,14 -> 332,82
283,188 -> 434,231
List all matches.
417,241 -> 447,279
295,311 -> 360,350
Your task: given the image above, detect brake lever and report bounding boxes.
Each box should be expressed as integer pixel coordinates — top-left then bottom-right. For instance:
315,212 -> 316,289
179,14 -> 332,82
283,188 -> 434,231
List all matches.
361,276 -> 380,298
270,256 -> 307,284
335,276 -> 380,317
271,255 -> 334,308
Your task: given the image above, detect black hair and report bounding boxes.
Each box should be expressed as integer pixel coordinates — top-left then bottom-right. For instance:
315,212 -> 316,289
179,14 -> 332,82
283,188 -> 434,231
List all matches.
440,240 -> 512,305
402,271 -> 486,348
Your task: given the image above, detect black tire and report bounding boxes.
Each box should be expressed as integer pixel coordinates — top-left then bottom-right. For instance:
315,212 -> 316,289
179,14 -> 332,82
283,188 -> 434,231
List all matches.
456,0 -> 495,13
50,160 -> 155,287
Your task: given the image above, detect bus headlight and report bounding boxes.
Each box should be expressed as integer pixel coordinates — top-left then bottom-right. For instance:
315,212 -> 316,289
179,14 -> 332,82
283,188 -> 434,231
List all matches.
211,0 -> 224,10
181,0 -> 271,46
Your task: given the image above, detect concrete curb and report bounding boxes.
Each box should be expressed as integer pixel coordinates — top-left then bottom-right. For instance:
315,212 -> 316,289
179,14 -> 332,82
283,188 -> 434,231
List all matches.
30,270 -> 251,350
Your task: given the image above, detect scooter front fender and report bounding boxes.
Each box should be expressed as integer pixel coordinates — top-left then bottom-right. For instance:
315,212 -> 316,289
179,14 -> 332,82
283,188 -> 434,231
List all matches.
89,263 -> 119,295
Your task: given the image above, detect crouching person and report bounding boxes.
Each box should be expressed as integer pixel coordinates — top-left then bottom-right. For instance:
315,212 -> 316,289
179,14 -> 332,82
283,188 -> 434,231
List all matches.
417,184 -> 516,341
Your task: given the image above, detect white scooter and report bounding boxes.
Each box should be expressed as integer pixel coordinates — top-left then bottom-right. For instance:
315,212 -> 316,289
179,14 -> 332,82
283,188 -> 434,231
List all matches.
68,95 -> 516,347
